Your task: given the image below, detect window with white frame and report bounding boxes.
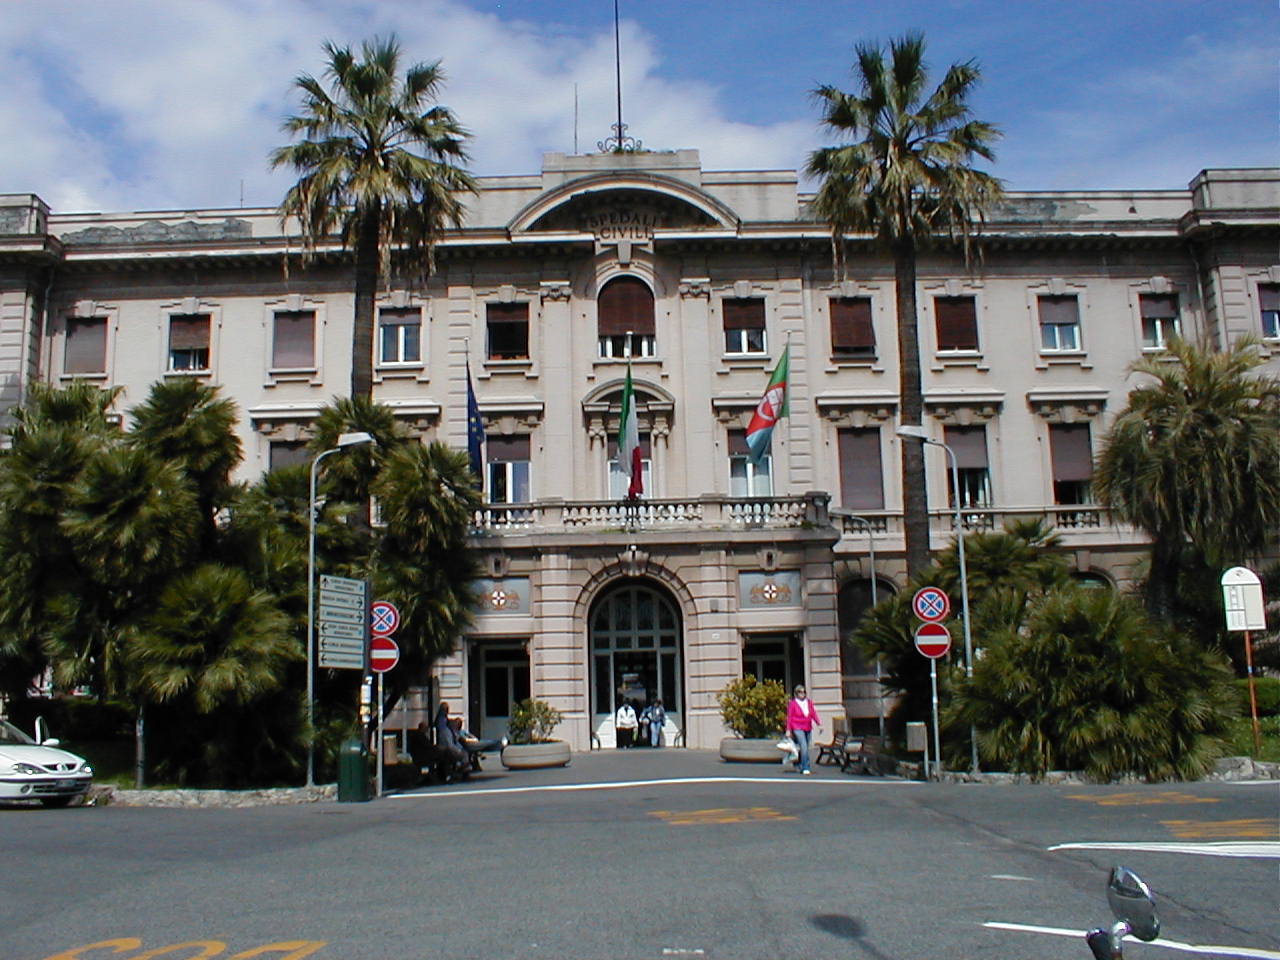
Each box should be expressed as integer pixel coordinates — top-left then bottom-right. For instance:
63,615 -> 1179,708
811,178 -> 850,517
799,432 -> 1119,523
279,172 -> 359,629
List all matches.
934,296 -> 979,352
272,310 -> 315,369
486,303 -> 529,360
728,429 -> 772,497
723,298 -> 766,355
942,425 -> 991,508
1259,284 -> 1280,340
168,314 -> 211,371
486,435 -> 531,503
64,316 -> 107,375
378,308 -> 422,365
607,434 -> 652,499
1139,293 -> 1180,349
1037,295 -> 1080,352
597,276 -> 655,359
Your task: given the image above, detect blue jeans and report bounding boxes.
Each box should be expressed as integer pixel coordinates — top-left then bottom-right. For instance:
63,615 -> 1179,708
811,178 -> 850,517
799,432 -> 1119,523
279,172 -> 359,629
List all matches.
790,728 -> 813,773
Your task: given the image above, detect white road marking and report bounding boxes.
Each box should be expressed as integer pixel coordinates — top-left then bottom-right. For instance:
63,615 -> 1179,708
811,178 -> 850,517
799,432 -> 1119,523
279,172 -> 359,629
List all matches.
389,775 -> 918,800
1049,841 -> 1280,859
989,874 -> 1037,881
984,922 -> 1280,959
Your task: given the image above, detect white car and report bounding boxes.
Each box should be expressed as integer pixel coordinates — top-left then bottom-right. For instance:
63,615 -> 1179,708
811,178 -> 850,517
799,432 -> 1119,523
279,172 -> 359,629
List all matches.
0,719 -> 93,807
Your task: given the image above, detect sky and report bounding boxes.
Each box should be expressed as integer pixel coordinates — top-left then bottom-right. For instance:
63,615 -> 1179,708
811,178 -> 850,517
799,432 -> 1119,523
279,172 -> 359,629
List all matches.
2,0 -> 1275,214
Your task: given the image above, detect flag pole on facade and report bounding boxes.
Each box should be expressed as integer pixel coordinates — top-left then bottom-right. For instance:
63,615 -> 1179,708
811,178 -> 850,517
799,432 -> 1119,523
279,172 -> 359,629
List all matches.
619,330 -> 643,500
465,339 -> 484,484
744,338 -> 790,466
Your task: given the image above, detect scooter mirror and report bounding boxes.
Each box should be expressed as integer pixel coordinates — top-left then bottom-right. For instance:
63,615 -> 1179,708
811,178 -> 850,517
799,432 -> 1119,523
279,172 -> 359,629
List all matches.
1107,866 -> 1160,942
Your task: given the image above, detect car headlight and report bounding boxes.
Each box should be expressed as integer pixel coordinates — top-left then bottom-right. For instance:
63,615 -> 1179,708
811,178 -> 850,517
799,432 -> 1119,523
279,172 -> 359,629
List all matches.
81,764 -> 94,775
13,762 -> 42,776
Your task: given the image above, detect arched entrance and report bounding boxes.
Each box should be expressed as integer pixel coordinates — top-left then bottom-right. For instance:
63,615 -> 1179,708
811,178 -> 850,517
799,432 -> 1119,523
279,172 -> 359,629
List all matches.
589,581 -> 682,746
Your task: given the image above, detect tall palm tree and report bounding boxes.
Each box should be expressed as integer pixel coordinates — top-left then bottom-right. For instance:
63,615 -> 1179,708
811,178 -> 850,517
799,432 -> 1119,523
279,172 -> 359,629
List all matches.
271,35 -> 476,398
1095,337 -> 1280,631
808,34 -> 1003,575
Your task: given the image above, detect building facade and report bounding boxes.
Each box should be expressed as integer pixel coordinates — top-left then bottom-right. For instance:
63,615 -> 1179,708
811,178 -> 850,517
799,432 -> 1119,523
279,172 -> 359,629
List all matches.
1,153 -> 1277,749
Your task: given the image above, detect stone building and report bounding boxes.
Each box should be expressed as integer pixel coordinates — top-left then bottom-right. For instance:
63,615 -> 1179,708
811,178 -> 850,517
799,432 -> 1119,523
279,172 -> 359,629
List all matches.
1,152 -> 1276,749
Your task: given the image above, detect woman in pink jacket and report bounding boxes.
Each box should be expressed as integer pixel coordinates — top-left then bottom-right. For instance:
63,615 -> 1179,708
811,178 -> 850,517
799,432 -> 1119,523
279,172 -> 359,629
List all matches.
786,684 -> 822,775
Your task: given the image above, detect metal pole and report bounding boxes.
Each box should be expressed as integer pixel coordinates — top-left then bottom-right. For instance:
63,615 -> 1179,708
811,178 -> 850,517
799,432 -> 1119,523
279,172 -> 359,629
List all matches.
929,659 -> 941,780
307,445 -> 339,789
941,442 -> 979,774
1245,629 -> 1262,756
376,671 -> 384,798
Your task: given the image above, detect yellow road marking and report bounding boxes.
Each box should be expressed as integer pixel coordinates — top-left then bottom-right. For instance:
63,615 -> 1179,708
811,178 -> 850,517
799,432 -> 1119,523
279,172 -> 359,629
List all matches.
1067,791 -> 1219,807
650,806 -> 796,825
42,942 -> 328,960
1161,819 -> 1278,840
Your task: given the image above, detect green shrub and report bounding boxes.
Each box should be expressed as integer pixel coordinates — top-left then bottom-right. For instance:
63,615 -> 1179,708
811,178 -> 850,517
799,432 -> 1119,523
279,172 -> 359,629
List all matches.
716,675 -> 788,739
1236,677 -> 1280,717
508,698 -> 563,744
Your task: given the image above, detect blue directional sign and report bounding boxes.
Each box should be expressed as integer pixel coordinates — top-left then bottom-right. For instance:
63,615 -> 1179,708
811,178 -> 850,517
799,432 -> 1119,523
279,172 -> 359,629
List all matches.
912,586 -> 951,623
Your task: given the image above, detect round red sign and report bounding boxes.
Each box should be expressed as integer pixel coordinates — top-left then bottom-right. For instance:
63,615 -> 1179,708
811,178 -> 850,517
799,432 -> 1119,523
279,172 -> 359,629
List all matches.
370,635 -> 400,674
914,621 -> 951,659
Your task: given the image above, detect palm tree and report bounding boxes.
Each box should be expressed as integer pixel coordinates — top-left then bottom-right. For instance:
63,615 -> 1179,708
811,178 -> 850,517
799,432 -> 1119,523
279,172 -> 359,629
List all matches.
1095,336 -> 1280,635
271,35 -> 476,398
808,34 -> 1003,575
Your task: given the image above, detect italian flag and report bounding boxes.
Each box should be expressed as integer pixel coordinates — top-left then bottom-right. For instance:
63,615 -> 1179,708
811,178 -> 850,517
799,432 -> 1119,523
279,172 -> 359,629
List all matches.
619,360 -> 643,499
745,344 -> 789,464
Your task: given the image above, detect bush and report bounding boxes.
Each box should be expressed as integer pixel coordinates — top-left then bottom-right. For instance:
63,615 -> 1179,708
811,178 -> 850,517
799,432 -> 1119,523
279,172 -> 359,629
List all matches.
716,675 -> 788,739
508,699 -> 562,744
1236,677 -> 1280,717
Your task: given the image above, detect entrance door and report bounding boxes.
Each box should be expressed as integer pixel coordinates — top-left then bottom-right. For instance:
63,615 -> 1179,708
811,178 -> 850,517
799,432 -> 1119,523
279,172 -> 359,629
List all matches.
478,644 -> 530,741
590,583 -> 681,746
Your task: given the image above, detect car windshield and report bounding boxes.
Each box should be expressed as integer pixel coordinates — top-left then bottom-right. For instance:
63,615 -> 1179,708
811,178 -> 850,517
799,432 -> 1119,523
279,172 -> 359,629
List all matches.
0,720 -> 36,746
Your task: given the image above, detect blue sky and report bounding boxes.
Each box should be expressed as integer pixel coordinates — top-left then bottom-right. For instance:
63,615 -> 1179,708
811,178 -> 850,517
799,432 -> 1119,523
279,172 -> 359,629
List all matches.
1,0 -> 1275,213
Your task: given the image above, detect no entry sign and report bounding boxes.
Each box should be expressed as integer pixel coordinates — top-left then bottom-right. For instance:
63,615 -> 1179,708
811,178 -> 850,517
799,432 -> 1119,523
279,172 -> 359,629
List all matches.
370,635 -> 400,674
914,622 -> 951,659
912,587 -> 950,623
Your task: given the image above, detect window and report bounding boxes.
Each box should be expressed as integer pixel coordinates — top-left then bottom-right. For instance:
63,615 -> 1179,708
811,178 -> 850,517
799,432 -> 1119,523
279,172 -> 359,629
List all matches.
272,310 -> 315,369
268,441 -> 309,472
1049,423 -> 1093,505
486,435 -> 531,503
723,298 -> 766,355
830,297 -> 876,358
378,308 -> 422,365
935,297 -> 979,352
837,428 -> 884,509
1259,284 -> 1280,340
1037,296 -> 1080,352
486,303 -> 529,360
942,425 -> 991,508
607,434 -> 651,499
728,429 -> 772,497
1139,294 -> 1180,349
64,316 -> 107,374
168,314 -> 210,371
598,276 -> 655,358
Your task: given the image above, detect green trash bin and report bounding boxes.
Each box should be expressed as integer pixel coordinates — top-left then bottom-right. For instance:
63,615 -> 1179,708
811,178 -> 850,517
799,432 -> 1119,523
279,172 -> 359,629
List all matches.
337,738 -> 371,803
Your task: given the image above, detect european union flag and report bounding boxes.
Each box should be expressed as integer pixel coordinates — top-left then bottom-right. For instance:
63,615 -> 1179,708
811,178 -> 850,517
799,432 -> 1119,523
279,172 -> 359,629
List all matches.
466,359 -> 484,481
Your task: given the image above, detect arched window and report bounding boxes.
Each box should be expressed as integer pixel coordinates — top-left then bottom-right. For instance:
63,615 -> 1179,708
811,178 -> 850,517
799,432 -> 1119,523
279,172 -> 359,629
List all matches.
597,276 -> 655,358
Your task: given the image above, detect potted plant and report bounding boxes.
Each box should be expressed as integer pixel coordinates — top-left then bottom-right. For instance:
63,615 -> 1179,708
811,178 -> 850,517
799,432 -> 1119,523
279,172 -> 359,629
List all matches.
501,698 -> 572,769
716,675 -> 789,762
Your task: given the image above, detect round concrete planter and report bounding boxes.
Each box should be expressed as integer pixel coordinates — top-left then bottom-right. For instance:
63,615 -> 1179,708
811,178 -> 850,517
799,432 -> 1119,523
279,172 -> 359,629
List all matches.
501,741 -> 572,770
719,737 -> 786,763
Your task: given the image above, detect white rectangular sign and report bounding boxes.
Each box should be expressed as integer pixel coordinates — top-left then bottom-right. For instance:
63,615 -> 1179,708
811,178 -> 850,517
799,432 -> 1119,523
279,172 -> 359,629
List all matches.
1222,567 -> 1267,632
318,577 -> 368,670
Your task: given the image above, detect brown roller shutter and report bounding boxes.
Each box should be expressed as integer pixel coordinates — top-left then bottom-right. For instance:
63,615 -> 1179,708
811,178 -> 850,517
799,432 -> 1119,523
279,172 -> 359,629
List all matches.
272,311 -> 314,368
935,297 -> 978,351
1050,424 -> 1093,483
598,277 -> 654,335
943,425 -> 988,469
64,316 -> 107,374
169,314 -> 210,350
723,299 -> 765,330
487,435 -> 530,462
838,428 -> 884,509
831,298 -> 876,354
1258,285 -> 1280,311
1036,296 -> 1078,326
1139,294 -> 1178,319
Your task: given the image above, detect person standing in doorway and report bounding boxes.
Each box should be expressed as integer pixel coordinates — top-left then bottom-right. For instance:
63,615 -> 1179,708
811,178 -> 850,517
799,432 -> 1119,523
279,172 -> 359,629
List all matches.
615,699 -> 638,748
644,698 -> 666,747
786,685 -> 822,775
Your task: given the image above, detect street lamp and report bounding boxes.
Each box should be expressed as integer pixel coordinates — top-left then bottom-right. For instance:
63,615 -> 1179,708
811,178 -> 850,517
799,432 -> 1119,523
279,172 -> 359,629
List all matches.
895,423 -> 979,773
307,430 -> 375,788
843,515 -> 884,742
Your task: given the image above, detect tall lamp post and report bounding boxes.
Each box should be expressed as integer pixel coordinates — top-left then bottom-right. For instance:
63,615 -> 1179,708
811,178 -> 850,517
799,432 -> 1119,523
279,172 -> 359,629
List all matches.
843,515 -> 884,742
307,430 -> 375,788
895,424 -> 979,773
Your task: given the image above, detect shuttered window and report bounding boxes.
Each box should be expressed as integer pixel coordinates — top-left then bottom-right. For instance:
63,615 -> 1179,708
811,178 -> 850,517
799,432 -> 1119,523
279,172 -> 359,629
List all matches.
269,441 -> 310,472
168,314 -> 210,371
379,308 -> 422,364
935,297 -> 979,352
728,428 -> 772,497
830,298 -> 876,357
1259,284 -> 1280,339
486,434 -> 531,503
1139,294 -> 1180,349
598,277 -> 654,335
272,311 -> 315,368
837,428 -> 884,509
723,299 -> 766,354
943,425 -> 991,508
1049,423 -> 1093,505
64,316 -> 107,374
1037,296 -> 1080,352
486,303 -> 529,360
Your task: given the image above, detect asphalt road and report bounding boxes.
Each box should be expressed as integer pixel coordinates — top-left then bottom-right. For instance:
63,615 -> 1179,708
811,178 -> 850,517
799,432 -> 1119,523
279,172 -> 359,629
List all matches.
4,750 -> 1278,960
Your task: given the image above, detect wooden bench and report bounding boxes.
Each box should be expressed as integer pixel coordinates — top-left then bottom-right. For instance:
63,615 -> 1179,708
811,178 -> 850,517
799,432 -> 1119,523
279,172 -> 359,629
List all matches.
815,730 -> 850,766
840,735 -> 888,776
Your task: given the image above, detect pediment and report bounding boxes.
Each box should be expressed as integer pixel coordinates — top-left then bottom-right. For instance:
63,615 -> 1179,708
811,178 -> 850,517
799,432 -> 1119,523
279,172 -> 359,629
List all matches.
510,175 -> 739,236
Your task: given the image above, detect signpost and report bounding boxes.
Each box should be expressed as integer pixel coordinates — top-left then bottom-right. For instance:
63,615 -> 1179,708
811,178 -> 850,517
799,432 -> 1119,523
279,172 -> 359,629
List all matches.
317,575 -> 369,670
914,621 -> 951,779
369,604 -> 401,798
1222,567 -> 1268,755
